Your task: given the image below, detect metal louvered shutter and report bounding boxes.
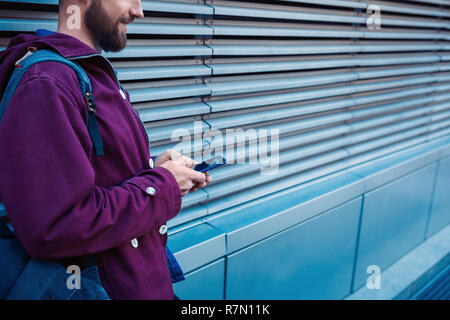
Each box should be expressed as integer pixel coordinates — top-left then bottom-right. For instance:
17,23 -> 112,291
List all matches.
411,265 -> 450,300
1,0 -> 450,234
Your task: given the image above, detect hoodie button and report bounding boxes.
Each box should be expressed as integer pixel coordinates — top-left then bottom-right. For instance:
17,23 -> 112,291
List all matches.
149,158 -> 154,169
159,225 -> 168,235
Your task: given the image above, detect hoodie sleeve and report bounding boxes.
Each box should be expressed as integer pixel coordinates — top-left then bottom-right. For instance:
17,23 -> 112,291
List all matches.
0,72 -> 182,260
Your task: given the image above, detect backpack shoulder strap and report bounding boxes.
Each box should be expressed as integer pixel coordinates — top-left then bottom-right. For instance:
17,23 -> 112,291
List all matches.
0,48 -> 104,156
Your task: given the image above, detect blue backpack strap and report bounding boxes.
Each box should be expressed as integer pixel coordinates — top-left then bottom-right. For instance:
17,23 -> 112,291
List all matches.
165,245 -> 185,283
0,48 -> 104,156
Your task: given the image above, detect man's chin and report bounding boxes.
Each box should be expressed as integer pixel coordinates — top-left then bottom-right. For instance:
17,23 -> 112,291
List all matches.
100,37 -> 127,52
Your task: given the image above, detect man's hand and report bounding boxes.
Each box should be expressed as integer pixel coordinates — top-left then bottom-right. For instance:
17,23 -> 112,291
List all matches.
190,171 -> 213,193
159,160 -> 212,196
155,149 -> 195,168
156,149 -> 213,195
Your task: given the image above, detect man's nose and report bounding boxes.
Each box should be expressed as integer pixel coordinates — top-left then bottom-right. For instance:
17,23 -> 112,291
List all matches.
130,0 -> 144,19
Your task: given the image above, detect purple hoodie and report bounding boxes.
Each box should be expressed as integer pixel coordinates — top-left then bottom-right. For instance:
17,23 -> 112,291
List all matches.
0,31 -> 182,299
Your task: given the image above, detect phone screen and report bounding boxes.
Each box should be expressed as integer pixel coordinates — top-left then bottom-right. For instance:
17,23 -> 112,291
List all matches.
194,155 -> 226,173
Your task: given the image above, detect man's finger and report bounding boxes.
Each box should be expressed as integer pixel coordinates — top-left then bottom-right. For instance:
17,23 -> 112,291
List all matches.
205,171 -> 213,183
169,149 -> 183,161
173,159 -> 186,165
181,155 -> 195,168
189,170 -> 207,184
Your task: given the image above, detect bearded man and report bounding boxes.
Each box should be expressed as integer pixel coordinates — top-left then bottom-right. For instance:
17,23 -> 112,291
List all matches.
0,0 -> 211,300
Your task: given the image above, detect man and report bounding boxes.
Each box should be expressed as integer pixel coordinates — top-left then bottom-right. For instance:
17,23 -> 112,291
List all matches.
0,0 -> 211,299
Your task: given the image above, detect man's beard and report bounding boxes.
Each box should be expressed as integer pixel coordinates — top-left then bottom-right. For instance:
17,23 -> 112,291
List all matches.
84,0 -> 128,52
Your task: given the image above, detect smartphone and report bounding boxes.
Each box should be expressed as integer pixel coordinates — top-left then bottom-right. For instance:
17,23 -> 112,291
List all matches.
194,155 -> 226,173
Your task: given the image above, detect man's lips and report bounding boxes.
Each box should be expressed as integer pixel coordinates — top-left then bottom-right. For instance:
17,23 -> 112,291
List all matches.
120,18 -> 134,32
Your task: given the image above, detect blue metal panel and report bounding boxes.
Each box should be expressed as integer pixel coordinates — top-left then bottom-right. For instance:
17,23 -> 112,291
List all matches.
375,2 -> 450,18
9,0 -> 214,15
350,85 -> 435,106
212,25 -> 448,40
168,205 -> 208,229
345,127 -> 430,157
346,117 -> 431,146
360,55 -> 441,66
128,84 -> 211,103
168,223 -> 226,274
138,102 -> 210,122
116,65 -> 211,81
208,55 -> 442,76
209,44 -> 361,56
206,72 -> 358,96
359,44 -> 444,53
104,45 -> 212,59
206,75 -> 450,113
204,89 -> 449,131
353,163 -> 438,291
410,265 -> 450,300
212,5 -> 366,24
278,138 -> 348,162
202,149 -> 350,209
351,94 -> 435,119
208,59 -> 358,75
347,137 -> 449,193
378,19 -> 448,29
362,31 -> 445,40
207,85 -> 355,112
205,100 -> 353,129
357,65 -> 441,79
0,19 -> 56,32
225,197 -> 362,299
212,25 -> 364,38
208,172 -> 365,254
282,0 -> 367,10
342,136 -> 432,173
180,189 -> 208,209
0,20 -> 214,36
173,258 -> 225,300
0,0 -> 213,14
209,44 -> 444,57
426,157 -> 450,237
278,125 -> 352,150
349,110 -> 431,132
355,75 -> 438,92
203,157 -> 354,216
127,23 -> 212,36
141,1 -> 214,15
146,119 -> 209,142
6,0 -> 57,3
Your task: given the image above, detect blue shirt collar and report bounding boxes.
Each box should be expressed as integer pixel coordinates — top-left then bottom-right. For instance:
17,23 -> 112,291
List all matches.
35,29 -> 56,37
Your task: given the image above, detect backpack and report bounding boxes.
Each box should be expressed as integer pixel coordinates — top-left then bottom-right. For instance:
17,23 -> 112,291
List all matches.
0,48 -> 108,300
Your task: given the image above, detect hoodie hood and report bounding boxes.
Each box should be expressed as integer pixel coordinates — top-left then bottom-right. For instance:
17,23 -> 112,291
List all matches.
0,30 -> 99,99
